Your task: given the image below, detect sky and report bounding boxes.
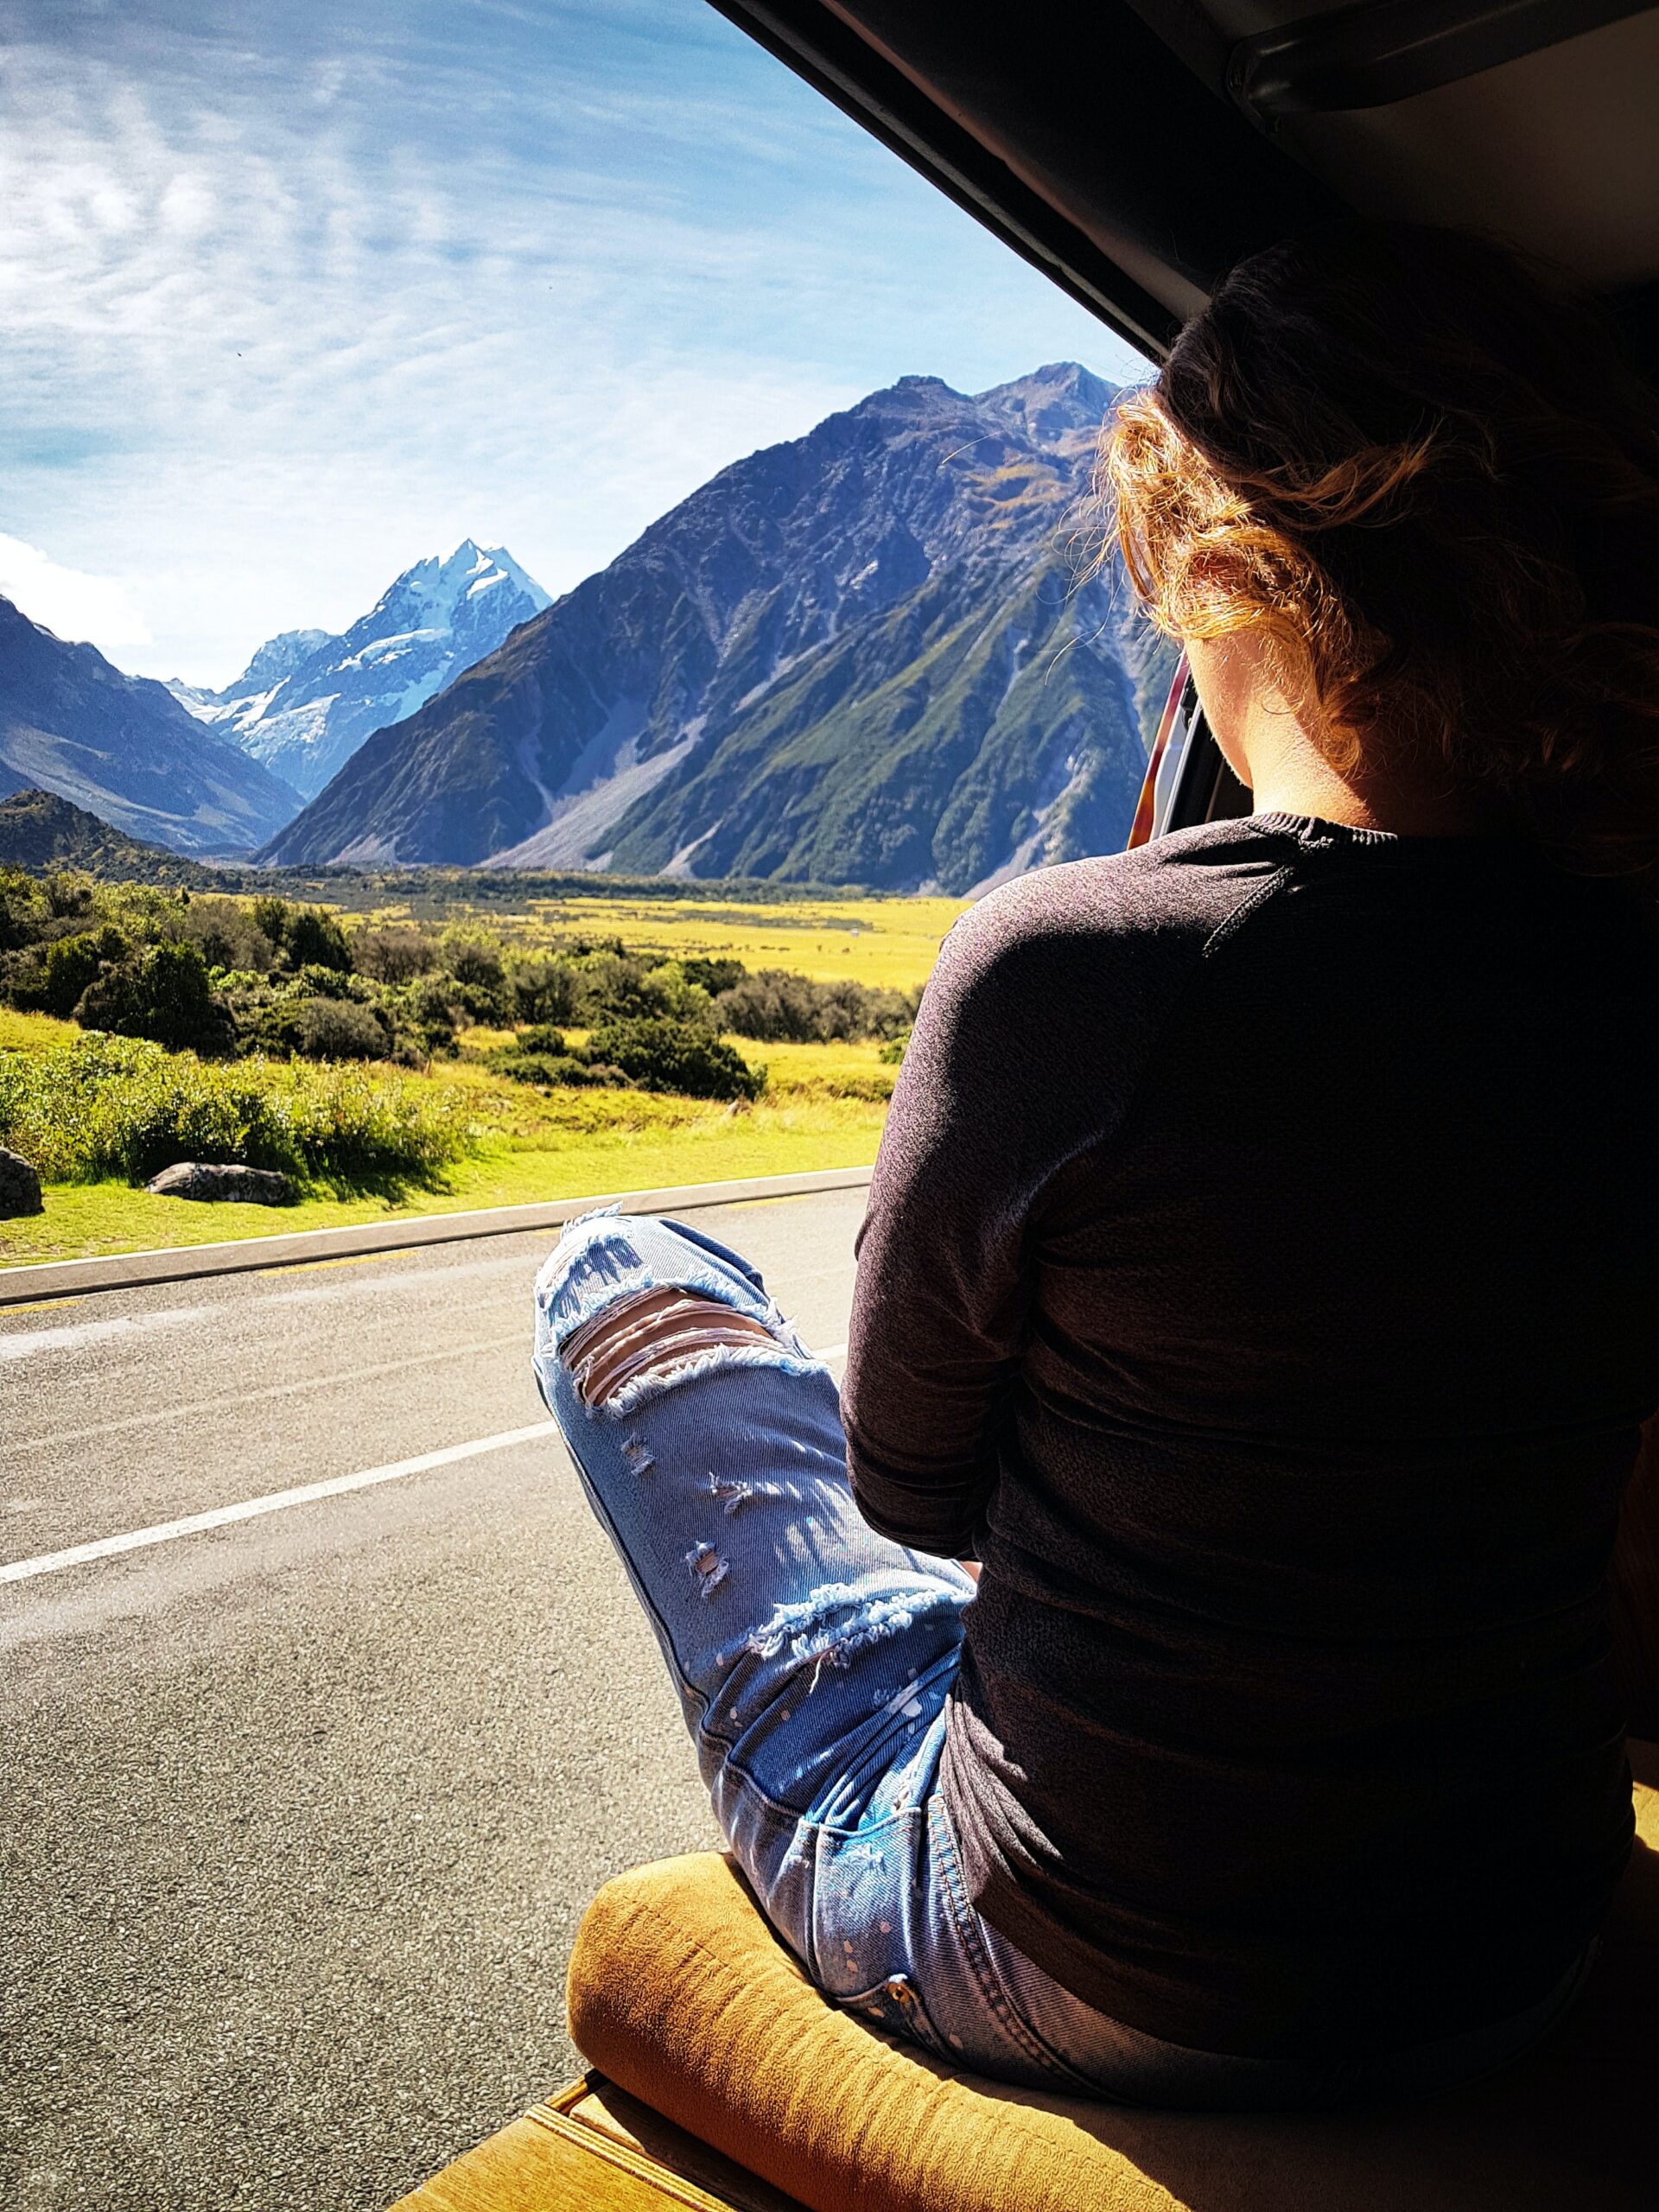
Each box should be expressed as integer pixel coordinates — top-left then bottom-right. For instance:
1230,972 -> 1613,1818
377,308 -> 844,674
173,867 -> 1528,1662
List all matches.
0,0 -> 1148,688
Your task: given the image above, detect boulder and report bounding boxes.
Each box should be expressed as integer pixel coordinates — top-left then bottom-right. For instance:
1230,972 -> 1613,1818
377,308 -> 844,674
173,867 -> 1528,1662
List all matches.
146,1161 -> 296,1205
0,1147 -> 44,1217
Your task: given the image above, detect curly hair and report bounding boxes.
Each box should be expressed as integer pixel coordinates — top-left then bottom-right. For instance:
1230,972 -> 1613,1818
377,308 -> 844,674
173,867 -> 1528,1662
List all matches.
1100,222 -> 1659,887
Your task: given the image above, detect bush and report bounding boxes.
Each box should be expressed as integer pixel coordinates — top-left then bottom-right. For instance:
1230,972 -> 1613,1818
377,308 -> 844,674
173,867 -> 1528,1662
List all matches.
506,952 -> 582,1026
491,1048 -> 621,1090
398,974 -> 461,1056
353,928 -> 437,984
0,1033 -> 467,1191
514,1023 -> 569,1054
41,928 -> 128,1017
439,925 -> 505,989
715,969 -> 914,1044
289,998 -> 393,1061
586,1017 -> 763,1102
74,940 -> 236,1055
176,896 -> 278,975
681,956 -> 747,997
283,906 -> 353,973
0,868 -> 49,953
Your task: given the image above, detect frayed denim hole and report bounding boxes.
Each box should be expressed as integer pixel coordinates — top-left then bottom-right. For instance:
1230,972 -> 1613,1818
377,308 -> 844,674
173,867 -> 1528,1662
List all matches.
745,1575 -> 969,1675
686,1540 -> 730,1596
598,1338 -> 821,1420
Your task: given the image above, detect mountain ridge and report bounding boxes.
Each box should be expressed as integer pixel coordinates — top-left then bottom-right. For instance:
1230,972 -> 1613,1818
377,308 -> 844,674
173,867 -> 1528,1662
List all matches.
0,596 -> 304,857
0,786 -> 223,883
264,364 -> 1170,890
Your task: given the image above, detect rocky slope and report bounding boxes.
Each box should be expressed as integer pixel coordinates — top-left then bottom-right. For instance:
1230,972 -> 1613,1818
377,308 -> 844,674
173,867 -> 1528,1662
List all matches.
171,541 -> 549,800
263,367 -> 1171,891
0,597 -> 302,857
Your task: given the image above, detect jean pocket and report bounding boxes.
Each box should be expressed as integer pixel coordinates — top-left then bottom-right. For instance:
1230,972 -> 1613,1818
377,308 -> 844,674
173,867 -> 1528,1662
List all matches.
837,1970 -> 951,2061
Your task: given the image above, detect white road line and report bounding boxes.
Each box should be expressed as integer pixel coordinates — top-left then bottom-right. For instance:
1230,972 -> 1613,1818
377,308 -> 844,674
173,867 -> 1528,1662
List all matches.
10,1336 -> 520,1454
0,1422 -> 556,1586
0,1304 -> 213,1362
3,1338 -> 850,1587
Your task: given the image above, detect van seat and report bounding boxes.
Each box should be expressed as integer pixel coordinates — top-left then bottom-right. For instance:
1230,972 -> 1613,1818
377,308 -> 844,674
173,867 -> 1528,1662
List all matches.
565,1747 -> 1659,2212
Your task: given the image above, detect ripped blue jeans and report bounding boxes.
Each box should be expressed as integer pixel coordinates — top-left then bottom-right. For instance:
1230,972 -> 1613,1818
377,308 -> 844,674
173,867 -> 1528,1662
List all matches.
532,1211 -> 1595,2107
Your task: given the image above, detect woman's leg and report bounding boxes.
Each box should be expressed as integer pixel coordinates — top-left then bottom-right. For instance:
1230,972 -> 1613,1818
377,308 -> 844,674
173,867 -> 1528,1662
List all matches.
532,1210 -> 995,2047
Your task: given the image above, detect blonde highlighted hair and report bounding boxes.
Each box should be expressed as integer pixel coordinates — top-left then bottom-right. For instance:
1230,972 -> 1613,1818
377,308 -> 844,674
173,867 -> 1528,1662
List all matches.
1101,224 -> 1659,883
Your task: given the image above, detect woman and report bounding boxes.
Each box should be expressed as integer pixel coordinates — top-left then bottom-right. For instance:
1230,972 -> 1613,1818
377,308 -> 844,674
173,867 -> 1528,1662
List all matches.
532,224 -> 1659,2108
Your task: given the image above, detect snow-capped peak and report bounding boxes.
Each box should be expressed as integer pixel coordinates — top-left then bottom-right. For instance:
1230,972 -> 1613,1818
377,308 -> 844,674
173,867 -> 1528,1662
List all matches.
175,540 -> 552,801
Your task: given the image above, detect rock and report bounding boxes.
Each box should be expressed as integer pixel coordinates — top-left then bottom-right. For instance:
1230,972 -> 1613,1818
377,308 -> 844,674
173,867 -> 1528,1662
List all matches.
0,1147 -> 44,1217
145,1161 -> 296,1205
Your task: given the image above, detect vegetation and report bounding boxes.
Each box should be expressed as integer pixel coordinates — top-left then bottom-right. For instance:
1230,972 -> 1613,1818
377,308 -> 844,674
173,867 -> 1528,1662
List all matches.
0,788 -> 221,885
0,867 -> 957,1253
0,1032 -> 464,1191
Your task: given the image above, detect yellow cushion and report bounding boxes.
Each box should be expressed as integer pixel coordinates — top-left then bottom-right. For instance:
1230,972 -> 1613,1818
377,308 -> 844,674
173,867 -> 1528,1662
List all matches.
567,1747 -> 1659,2212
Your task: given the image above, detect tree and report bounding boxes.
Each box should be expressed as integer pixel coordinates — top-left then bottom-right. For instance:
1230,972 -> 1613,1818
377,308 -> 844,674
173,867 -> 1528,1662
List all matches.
74,940 -> 235,1055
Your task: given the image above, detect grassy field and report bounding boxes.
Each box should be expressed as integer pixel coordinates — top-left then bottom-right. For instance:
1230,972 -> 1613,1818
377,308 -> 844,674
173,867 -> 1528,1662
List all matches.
0,888 -> 963,1269
360,888 -> 966,991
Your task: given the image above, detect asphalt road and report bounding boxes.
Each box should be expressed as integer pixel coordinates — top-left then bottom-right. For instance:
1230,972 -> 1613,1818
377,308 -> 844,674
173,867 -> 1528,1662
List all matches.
1,1187 -> 868,2211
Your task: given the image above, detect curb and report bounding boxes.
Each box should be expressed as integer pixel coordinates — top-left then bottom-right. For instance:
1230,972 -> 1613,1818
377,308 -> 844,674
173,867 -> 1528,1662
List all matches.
0,1166 -> 875,1307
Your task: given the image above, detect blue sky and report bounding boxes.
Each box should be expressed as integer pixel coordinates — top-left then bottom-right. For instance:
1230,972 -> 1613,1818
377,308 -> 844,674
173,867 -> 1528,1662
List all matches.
0,0 -> 1147,685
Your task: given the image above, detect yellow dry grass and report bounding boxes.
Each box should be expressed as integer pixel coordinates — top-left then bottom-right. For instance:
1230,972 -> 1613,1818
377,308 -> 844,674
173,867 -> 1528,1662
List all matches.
365,891 -> 968,992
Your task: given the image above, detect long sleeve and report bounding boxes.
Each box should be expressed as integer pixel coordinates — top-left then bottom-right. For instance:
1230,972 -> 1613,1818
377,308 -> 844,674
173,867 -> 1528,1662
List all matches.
840,845 -> 1258,1557
842,908 -> 1031,1554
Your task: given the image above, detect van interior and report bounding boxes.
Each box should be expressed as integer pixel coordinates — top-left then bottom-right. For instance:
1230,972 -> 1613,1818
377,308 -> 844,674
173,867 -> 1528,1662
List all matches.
394,6 -> 1659,2207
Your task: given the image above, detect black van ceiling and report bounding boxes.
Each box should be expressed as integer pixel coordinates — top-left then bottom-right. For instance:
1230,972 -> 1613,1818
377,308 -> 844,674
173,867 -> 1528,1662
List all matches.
709,0 -> 1659,355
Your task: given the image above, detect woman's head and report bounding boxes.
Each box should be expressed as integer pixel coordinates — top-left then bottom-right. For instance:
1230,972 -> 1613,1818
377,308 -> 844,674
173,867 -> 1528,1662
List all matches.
1103,222 -> 1659,878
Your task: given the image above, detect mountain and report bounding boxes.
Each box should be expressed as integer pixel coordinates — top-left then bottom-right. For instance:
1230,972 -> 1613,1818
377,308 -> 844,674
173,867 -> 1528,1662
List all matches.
261,366 -> 1173,892
0,786 -> 221,884
172,541 -> 550,799
0,596 -> 304,857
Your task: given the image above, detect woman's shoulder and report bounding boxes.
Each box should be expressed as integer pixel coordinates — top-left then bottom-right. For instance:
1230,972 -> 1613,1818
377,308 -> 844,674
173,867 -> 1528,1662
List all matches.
943,819 -> 1290,981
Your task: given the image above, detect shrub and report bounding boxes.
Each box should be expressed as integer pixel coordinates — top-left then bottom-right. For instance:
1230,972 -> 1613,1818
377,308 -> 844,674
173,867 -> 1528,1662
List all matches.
251,894 -> 291,950
283,905 -> 353,973
715,969 -> 914,1044
681,956 -> 747,997
0,868 -> 48,953
398,974 -> 461,1056
492,1048 -> 620,1090
353,928 -> 437,984
439,925 -> 505,992
0,1033 -> 467,1190
289,998 -> 393,1061
879,1030 -> 910,1065
287,962 -> 360,1001
176,896 -> 278,975
507,952 -> 582,1026
513,1023 -> 570,1054
74,940 -> 236,1055
586,1017 -> 763,1102
40,928 -> 128,1017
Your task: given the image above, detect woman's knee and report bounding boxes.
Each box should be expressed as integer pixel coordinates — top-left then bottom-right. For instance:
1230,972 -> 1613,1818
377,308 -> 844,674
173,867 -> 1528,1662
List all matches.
531,1211 -> 813,1422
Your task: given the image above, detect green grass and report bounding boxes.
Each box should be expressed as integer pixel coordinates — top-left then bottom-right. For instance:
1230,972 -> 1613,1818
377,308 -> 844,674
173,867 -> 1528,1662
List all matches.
0,1020 -> 893,1268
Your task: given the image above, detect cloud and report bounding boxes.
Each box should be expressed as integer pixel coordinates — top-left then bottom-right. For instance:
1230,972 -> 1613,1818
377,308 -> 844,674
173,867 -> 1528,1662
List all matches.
0,0 -> 1146,686
0,531 -> 151,649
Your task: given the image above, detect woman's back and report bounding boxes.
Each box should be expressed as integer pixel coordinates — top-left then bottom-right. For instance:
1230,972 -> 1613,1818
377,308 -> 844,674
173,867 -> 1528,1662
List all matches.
845,811 -> 1659,2057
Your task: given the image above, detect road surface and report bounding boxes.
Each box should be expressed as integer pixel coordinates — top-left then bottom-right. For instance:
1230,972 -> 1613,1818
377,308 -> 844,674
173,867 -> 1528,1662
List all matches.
2,1187 -> 867,2210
